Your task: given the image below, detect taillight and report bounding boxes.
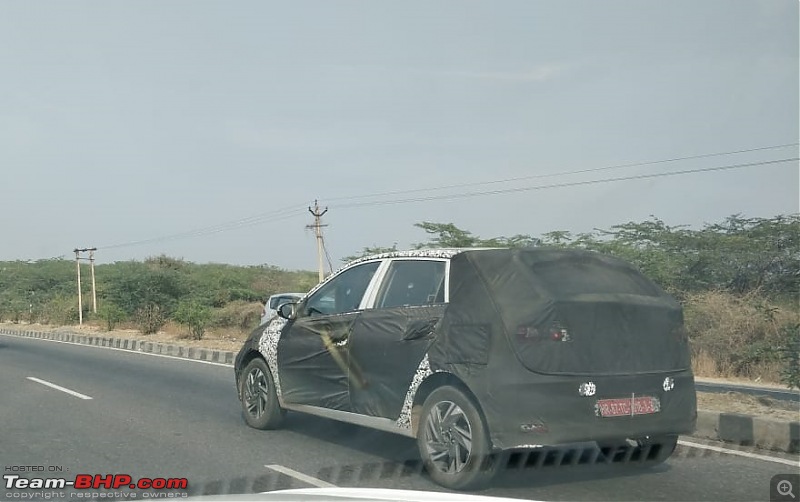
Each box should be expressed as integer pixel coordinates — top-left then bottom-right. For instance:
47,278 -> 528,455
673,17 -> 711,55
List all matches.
551,328 -> 570,341
517,323 -> 570,342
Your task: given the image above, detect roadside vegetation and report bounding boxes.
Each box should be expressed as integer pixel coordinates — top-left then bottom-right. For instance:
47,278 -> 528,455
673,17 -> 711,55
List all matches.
0,214 -> 797,387
0,257 -> 318,341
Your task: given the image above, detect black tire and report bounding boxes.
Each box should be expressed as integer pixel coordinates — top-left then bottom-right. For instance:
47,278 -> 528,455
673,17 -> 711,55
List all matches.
240,358 -> 284,430
599,434 -> 678,467
639,435 -> 678,465
417,386 -> 498,491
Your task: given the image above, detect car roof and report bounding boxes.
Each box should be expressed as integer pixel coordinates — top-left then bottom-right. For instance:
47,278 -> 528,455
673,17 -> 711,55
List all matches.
308,249 -> 499,297
345,248 -> 503,267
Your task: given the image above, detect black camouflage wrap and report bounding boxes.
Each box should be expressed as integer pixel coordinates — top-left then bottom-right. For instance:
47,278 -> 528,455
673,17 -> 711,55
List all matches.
236,248 -> 697,450
428,249 -> 696,449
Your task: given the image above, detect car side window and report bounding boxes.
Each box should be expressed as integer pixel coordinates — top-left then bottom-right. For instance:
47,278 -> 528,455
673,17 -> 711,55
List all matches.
375,260 -> 447,309
302,262 -> 381,317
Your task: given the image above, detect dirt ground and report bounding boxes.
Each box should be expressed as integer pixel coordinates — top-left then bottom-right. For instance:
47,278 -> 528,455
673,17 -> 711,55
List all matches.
696,391 -> 799,422
4,321 -> 799,421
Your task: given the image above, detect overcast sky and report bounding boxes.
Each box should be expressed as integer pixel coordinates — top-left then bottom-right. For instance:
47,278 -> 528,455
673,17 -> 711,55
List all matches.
1,1 -> 797,271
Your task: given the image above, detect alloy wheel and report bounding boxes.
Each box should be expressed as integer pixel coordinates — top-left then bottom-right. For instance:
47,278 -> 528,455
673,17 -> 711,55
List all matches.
423,400 -> 473,474
244,366 -> 269,419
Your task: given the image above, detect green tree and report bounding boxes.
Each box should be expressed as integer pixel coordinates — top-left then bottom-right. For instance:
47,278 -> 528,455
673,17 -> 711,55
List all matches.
173,300 -> 212,340
97,302 -> 126,331
412,222 -> 537,249
40,295 -> 80,325
342,244 -> 399,263
100,260 -> 188,316
413,222 -> 483,248
134,303 -> 167,335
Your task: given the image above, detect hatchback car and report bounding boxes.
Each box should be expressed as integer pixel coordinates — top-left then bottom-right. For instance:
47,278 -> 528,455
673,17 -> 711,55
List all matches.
234,248 -> 697,490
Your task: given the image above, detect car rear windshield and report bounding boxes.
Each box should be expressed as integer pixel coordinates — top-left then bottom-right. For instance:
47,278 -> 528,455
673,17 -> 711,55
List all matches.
527,256 -> 663,298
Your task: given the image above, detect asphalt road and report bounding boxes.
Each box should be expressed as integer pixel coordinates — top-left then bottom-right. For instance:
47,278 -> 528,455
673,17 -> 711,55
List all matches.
1,334 -> 798,501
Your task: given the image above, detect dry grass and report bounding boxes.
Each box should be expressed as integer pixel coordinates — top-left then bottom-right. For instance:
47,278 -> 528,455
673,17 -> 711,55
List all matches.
692,350 -> 784,383
209,300 -> 263,331
685,290 -> 798,384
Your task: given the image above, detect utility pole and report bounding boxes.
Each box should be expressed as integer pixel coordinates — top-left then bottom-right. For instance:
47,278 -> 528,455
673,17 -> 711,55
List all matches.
88,248 -> 98,314
306,200 -> 328,282
74,249 -> 83,325
73,247 -> 98,324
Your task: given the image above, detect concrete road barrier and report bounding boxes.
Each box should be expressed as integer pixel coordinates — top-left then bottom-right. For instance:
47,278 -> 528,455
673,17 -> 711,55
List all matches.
694,409 -> 799,453
0,326 -> 237,365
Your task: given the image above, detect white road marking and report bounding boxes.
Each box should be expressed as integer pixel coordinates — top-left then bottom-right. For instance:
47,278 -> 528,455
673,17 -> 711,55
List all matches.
678,440 -> 799,466
0,332 -> 233,368
27,377 -> 93,400
265,464 -> 337,488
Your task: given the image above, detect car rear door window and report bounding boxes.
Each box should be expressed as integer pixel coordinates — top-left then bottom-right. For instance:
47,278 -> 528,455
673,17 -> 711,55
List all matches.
375,260 -> 446,309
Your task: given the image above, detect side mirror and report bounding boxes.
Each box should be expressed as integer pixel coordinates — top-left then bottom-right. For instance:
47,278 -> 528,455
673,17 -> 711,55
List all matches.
277,302 -> 297,320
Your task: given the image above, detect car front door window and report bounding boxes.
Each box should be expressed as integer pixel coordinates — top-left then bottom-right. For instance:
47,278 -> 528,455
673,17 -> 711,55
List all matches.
303,262 -> 380,316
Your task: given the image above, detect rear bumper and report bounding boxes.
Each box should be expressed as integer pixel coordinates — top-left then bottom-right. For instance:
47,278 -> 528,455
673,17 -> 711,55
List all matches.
481,369 -> 697,450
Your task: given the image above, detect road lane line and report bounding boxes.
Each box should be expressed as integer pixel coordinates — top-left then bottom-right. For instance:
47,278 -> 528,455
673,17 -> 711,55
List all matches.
0,332 -> 232,368
26,377 -> 93,400
678,440 -> 799,466
265,465 -> 336,488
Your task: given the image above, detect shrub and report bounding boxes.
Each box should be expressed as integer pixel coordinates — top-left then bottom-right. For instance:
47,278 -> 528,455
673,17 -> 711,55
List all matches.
685,290 -> 797,383
97,303 -> 127,331
39,295 -> 79,325
173,300 -> 212,340
135,303 -> 167,335
778,323 -> 800,390
210,300 -> 263,332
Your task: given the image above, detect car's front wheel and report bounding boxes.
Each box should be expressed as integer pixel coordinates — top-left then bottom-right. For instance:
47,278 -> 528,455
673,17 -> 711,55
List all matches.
417,386 -> 497,490
240,358 -> 284,430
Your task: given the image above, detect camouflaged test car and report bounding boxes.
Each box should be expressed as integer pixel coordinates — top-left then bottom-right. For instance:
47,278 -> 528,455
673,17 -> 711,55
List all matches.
234,248 -> 697,490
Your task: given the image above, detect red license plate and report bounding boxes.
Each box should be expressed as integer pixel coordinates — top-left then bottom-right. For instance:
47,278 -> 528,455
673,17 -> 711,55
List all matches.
596,396 -> 659,417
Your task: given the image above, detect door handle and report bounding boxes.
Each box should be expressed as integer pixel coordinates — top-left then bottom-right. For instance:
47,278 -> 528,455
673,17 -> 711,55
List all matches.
403,319 -> 439,341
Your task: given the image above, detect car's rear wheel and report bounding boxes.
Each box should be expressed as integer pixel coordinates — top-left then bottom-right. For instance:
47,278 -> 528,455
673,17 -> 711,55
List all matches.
417,386 -> 497,490
240,358 -> 284,430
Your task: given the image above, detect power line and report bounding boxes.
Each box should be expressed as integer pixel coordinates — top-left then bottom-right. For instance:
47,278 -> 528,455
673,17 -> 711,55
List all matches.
324,143 -> 799,203
99,204 -> 308,250
94,147 -> 798,252
330,157 -> 798,209
321,236 -> 335,276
